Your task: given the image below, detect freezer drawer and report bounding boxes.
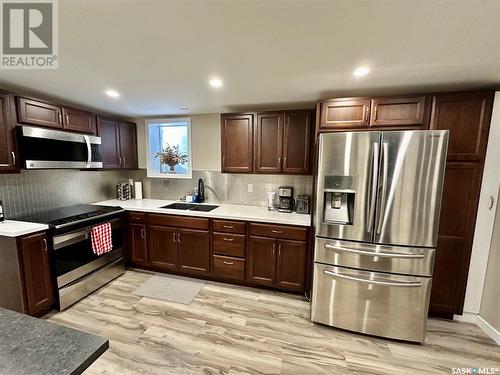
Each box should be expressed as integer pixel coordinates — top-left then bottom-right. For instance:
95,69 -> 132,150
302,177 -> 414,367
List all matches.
315,237 -> 435,277
311,263 -> 432,343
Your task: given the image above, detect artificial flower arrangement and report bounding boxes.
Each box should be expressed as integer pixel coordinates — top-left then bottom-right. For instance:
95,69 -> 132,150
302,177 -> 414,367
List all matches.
155,143 -> 188,173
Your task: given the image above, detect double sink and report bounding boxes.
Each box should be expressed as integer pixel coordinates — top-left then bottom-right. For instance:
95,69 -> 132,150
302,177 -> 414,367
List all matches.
161,202 -> 219,212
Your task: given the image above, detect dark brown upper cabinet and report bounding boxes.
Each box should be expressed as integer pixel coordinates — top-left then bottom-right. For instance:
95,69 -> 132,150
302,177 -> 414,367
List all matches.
97,116 -> 138,169
97,117 -> 121,169
221,114 -> 254,173
17,96 -> 97,135
119,121 -> 138,169
222,109 -> 312,175
254,112 -> 283,173
318,98 -> 371,130
430,91 -> 494,161
62,106 -> 96,134
0,92 -> 18,173
17,97 -> 63,130
369,95 -> 429,128
283,111 -> 311,174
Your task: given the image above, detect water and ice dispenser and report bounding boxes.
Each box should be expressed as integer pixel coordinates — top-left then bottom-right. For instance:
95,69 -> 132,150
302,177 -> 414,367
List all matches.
323,176 -> 355,225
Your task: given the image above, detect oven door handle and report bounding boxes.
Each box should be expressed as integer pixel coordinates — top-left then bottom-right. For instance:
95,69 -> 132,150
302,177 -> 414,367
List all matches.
53,217 -> 121,250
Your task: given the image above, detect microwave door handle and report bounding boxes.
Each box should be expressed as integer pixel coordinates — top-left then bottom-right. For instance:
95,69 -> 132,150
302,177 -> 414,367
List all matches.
366,142 -> 379,233
376,142 -> 389,234
84,135 -> 91,168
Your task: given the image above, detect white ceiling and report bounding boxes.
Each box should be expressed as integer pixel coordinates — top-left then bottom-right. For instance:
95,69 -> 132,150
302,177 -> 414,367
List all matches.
1,0 -> 499,117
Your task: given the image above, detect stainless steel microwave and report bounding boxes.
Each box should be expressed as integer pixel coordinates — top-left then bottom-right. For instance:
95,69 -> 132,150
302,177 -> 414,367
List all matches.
18,126 -> 103,169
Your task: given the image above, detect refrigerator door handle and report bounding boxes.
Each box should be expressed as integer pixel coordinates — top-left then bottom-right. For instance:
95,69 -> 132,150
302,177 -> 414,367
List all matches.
366,142 -> 379,233
376,142 -> 389,234
323,269 -> 422,288
324,243 -> 425,259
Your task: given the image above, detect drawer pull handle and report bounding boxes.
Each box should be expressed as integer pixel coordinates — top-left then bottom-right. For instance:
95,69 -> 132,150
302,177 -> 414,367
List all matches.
323,269 -> 421,287
223,261 -> 234,265
324,243 -> 424,259
223,225 -> 234,229
271,230 -> 284,234
223,238 -> 234,242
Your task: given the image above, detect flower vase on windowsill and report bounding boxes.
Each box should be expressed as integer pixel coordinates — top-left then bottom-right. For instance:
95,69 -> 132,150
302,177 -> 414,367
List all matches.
155,144 -> 188,175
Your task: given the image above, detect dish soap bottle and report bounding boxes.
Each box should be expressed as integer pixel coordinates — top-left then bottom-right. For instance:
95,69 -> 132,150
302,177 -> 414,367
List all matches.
0,200 -> 4,222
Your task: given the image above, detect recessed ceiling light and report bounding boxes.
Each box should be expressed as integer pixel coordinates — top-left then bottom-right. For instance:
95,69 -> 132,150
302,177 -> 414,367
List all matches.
179,106 -> 189,111
105,89 -> 120,98
209,78 -> 223,88
353,67 -> 370,77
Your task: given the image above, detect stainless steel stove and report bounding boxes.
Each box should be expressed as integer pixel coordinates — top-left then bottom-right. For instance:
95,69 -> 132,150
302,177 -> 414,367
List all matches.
19,205 -> 126,310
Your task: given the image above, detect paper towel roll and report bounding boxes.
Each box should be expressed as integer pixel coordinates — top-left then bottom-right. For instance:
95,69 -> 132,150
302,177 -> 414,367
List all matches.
134,181 -> 143,200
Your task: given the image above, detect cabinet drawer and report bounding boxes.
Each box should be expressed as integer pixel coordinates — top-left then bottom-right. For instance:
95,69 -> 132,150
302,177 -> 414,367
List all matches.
148,214 -> 209,230
213,255 -> 245,281
128,212 -> 146,223
249,223 -> 307,241
212,220 -> 246,234
212,232 -> 245,258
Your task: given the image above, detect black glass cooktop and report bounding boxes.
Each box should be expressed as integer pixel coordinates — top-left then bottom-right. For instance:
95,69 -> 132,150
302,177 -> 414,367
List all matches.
16,204 -> 124,228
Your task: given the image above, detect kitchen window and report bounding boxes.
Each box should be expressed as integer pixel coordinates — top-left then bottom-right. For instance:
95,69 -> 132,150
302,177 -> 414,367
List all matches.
146,118 -> 192,178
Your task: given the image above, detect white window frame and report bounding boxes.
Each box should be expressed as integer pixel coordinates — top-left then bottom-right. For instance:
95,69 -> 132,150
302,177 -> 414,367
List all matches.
145,117 -> 193,179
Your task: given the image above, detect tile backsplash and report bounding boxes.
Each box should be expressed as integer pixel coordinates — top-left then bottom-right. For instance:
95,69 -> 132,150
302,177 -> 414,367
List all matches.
144,170 -> 313,207
0,169 -> 313,219
0,169 -> 144,218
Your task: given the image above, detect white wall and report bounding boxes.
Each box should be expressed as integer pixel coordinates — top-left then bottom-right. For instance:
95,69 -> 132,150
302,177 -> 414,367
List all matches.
134,113 -> 221,171
459,92 -> 500,318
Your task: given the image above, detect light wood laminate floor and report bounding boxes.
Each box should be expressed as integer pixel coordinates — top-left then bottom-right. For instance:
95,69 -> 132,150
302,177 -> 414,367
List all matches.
44,270 -> 500,374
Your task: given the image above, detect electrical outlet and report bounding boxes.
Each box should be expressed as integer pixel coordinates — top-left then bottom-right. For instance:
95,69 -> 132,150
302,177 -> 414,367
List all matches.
247,184 -> 253,193
162,180 -> 170,188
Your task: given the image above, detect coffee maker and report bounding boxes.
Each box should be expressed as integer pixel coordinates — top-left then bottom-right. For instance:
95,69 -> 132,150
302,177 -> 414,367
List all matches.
278,186 -> 294,213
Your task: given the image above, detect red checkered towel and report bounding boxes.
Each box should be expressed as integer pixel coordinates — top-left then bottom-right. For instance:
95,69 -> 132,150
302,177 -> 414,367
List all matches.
91,223 -> 113,255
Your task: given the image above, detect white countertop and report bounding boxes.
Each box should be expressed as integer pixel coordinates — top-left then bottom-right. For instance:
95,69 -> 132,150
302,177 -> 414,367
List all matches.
0,220 -> 49,238
95,199 -> 312,227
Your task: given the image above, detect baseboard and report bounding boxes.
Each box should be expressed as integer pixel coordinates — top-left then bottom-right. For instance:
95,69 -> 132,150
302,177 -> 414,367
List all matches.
453,312 -> 478,323
476,316 -> 500,345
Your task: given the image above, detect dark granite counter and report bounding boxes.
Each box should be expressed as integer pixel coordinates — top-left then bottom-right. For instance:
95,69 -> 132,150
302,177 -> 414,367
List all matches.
0,308 -> 108,375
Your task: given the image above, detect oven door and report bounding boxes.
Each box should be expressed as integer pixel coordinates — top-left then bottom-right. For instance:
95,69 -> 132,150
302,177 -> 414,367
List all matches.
52,218 -> 124,288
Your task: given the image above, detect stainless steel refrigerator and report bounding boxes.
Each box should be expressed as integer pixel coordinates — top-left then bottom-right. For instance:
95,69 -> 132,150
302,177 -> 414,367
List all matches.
311,130 -> 448,343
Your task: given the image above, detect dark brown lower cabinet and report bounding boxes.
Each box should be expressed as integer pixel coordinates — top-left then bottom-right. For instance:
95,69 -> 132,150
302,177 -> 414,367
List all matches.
127,223 -> 147,266
125,213 -> 309,293
19,232 -> 55,315
430,162 -> 483,316
247,236 -> 276,286
247,235 -> 307,291
148,225 -> 178,271
276,239 -> 306,290
146,226 -> 210,276
178,229 -> 210,275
